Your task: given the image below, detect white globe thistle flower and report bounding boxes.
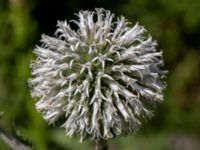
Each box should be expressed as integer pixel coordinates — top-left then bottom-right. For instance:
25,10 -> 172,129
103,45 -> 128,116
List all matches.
29,8 -> 167,141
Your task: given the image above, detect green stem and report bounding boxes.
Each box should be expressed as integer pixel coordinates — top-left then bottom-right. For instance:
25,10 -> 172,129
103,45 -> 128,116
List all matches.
94,139 -> 108,150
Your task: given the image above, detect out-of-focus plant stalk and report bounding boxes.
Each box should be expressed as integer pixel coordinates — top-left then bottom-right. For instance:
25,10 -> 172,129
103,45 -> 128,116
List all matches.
0,127 -> 32,150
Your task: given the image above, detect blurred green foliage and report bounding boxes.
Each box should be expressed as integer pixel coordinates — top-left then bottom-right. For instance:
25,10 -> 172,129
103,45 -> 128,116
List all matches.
0,0 -> 200,149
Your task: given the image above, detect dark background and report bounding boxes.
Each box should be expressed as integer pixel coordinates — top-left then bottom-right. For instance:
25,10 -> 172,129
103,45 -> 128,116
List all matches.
0,0 -> 200,149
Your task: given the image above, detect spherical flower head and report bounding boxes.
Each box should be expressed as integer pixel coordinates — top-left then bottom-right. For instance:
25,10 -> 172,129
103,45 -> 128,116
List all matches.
29,8 -> 167,141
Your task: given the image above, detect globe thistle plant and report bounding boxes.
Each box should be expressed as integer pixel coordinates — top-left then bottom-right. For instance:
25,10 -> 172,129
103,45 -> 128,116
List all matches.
29,8 -> 167,143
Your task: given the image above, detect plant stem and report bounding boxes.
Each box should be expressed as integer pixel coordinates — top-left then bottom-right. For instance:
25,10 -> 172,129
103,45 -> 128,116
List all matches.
94,139 -> 108,150
0,127 -> 32,150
